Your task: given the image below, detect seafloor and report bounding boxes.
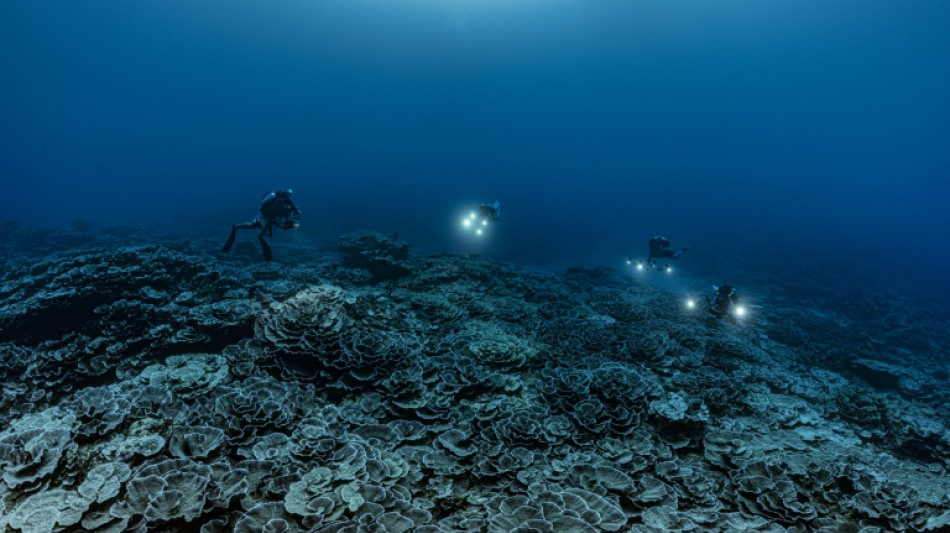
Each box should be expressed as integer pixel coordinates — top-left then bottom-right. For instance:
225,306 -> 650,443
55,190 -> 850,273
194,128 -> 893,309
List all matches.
0,224 -> 948,533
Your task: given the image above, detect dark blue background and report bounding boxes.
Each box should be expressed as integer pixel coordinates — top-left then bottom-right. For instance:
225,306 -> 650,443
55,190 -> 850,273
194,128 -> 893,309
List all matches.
2,1 -> 948,282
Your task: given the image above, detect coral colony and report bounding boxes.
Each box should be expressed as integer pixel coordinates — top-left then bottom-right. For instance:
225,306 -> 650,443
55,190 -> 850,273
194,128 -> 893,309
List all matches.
0,228 -> 948,532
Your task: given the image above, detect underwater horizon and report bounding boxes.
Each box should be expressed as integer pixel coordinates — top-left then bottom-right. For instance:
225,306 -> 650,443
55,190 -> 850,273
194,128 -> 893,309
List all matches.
3,1 -> 950,285
2,1 -> 950,532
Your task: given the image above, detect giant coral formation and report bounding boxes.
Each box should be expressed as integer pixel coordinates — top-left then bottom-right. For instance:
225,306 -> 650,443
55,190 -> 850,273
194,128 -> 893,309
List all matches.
0,230 -> 948,532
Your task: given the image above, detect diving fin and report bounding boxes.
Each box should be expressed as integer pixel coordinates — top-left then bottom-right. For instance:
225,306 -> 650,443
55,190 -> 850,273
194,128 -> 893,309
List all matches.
222,227 -> 237,253
260,237 -> 273,262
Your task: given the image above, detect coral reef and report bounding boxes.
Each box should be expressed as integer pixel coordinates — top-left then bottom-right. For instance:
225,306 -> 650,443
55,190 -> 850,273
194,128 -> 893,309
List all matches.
339,231 -> 412,282
0,230 -> 948,532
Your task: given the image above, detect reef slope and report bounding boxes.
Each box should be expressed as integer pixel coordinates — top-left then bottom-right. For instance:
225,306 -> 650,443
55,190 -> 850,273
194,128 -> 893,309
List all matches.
0,229 -> 948,532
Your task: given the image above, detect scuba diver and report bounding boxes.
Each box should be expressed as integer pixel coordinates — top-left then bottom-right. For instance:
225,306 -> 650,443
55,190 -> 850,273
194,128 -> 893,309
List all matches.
628,236 -> 691,271
222,189 -> 301,261
461,201 -> 502,236
704,284 -> 743,324
647,236 -> 691,268
479,201 -> 502,224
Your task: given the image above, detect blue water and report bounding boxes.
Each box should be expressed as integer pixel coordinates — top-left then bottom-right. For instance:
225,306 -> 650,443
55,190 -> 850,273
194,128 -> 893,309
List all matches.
2,0 -> 949,287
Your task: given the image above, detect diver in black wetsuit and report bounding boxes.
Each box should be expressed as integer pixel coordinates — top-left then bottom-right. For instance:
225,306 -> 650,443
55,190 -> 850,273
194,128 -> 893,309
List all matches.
646,236 -> 691,269
628,236 -> 692,271
479,201 -> 502,224
705,284 -> 742,324
222,189 -> 301,261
